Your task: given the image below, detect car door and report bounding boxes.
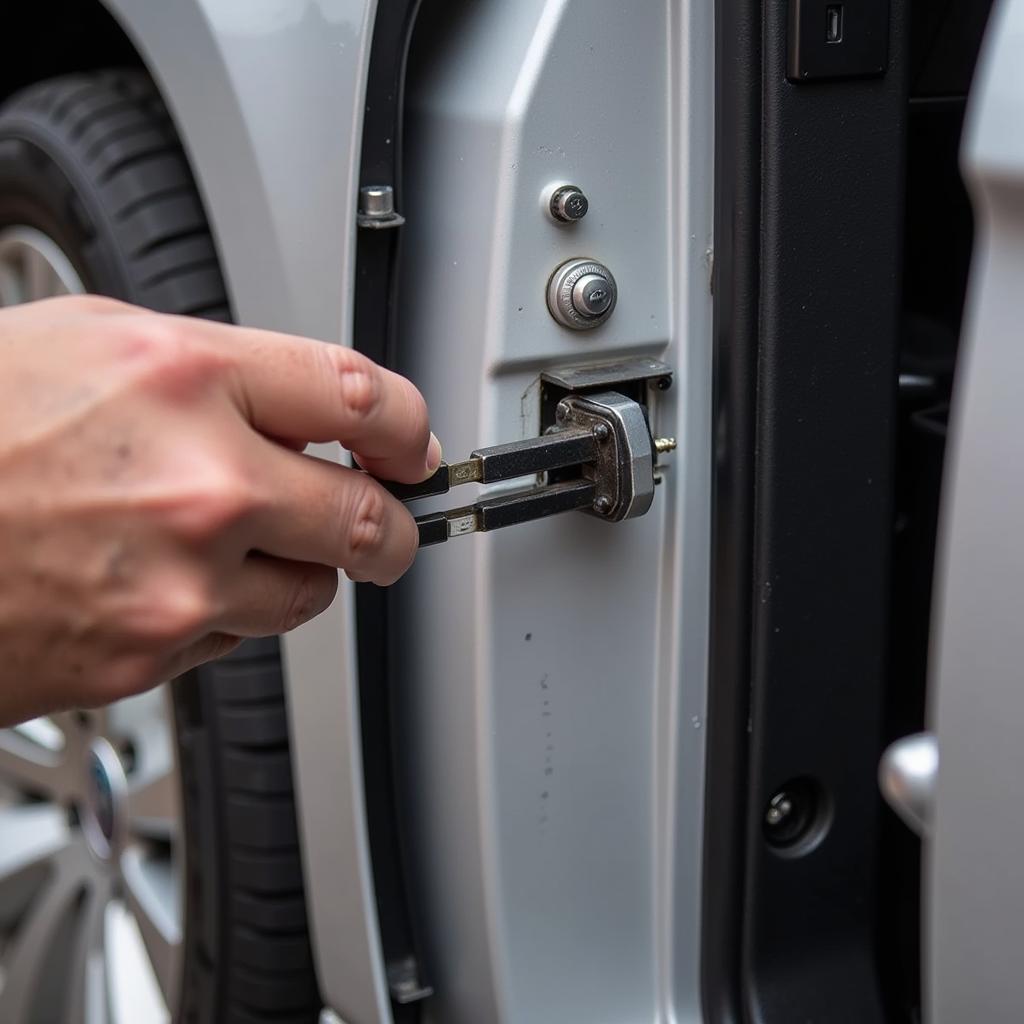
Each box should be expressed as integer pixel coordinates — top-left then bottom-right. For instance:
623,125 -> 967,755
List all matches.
920,0 -> 1024,1018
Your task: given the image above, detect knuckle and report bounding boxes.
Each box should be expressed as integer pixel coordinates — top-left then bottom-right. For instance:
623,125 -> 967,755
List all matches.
378,508 -> 419,585
147,581 -> 214,646
356,506 -> 417,587
164,462 -> 258,542
195,476 -> 255,534
400,382 -> 431,449
281,568 -> 337,632
326,346 -> 381,420
344,482 -> 388,559
116,317 -> 223,395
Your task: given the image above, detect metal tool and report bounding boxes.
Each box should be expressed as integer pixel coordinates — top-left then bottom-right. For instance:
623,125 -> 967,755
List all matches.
388,390 -> 676,547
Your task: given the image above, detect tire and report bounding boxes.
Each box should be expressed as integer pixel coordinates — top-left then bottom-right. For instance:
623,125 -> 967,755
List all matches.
0,71 -> 320,1024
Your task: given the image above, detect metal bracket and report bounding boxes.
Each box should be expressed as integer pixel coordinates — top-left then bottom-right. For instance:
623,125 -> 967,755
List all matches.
539,356 -> 672,393
386,956 -> 433,1005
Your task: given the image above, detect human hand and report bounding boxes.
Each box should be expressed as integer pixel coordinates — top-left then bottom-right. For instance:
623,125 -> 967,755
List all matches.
0,296 -> 439,723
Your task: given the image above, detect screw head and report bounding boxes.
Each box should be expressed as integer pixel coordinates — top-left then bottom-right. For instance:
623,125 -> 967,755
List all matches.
764,794 -> 793,828
549,184 -> 589,223
594,495 -> 613,515
592,422 -> 611,442
762,778 -> 830,853
555,401 -> 570,423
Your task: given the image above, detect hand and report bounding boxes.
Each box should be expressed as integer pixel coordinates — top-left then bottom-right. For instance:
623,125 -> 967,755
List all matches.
0,296 -> 439,723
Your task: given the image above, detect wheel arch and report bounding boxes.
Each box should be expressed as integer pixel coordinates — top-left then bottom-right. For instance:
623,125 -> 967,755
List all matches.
91,3 -> 395,1023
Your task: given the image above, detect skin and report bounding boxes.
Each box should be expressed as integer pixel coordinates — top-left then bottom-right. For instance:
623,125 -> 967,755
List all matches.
0,295 -> 440,725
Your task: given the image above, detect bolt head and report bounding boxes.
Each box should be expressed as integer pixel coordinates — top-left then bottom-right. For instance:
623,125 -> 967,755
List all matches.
764,793 -> 793,828
555,401 -> 570,423
592,422 -> 611,442
359,184 -> 395,218
550,184 -> 589,223
594,495 -> 613,515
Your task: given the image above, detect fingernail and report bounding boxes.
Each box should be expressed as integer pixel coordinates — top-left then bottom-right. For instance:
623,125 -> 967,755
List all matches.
426,432 -> 442,473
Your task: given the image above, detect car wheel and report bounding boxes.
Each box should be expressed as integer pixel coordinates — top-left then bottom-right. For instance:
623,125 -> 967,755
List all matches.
0,70 -> 320,1024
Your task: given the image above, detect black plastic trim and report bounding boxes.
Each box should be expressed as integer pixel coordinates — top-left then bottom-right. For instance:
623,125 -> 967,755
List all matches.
705,0 -> 909,1019
701,0 -> 762,1016
352,2 -> 426,1020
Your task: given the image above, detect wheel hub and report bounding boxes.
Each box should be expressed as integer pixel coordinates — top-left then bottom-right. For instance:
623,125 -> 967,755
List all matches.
81,738 -> 128,861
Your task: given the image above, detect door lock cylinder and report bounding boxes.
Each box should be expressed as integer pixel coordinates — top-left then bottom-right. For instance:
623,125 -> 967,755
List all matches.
546,258 -> 618,330
385,391 -> 675,547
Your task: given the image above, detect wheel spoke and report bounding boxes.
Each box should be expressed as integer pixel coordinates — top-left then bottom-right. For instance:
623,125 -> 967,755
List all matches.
63,877 -> 113,1024
118,690 -> 180,842
0,728 -> 72,800
0,841 -> 93,1021
119,846 -> 181,1009
126,768 -> 178,841
24,243 -> 55,301
0,262 -> 22,305
0,805 -> 72,933
0,804 -> 71,889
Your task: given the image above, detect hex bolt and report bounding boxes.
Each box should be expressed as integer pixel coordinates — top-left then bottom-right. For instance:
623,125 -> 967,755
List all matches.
594,495 -> 613,515
592,422 -> 611,442
555,400 -> 571,424
549,184 -> 589,223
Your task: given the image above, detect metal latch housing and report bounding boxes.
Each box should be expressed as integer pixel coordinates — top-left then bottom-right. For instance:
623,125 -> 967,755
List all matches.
386,358 -> 674,545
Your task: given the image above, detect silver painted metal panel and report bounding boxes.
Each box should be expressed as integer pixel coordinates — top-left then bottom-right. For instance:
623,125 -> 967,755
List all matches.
928,0 -> 1024,1019
396,2 -> 713,1020
99,2 -> 389,1020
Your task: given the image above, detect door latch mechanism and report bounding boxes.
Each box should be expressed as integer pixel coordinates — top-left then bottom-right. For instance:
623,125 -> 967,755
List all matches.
388,390 -> 675,547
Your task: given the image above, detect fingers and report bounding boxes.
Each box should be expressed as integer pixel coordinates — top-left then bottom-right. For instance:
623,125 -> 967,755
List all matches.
213,554 -> 338,637
249,440 -> 420,586
354,431 -> 441,486
153,559 -> 337,682
184,317 -> 439,484
164,632 -> 243,680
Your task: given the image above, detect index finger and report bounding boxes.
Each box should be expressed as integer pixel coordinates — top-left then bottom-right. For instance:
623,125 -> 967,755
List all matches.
190,317 -> 439,484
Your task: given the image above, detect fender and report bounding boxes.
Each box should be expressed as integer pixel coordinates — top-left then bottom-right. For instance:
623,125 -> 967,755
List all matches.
99,2 -> 390,1021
